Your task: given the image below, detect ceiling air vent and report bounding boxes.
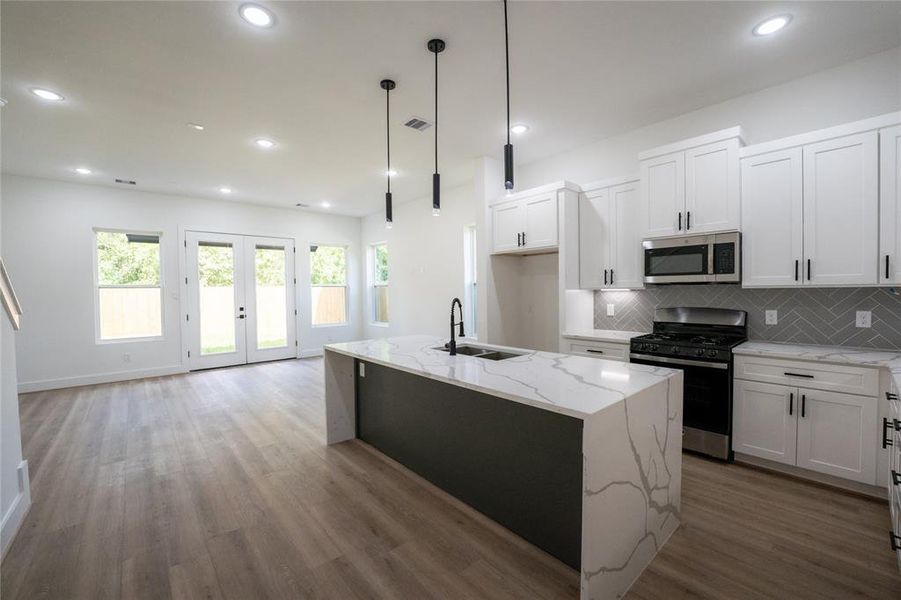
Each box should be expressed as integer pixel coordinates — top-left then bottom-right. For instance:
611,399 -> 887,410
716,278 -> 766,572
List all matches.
115,178 -> 136,185
403,117 -> 432,132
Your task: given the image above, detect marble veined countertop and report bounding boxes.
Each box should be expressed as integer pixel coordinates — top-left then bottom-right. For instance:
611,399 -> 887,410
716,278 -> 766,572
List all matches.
734,341 -> 901,392
324,335 -> 679,420
561,329 -> 647,343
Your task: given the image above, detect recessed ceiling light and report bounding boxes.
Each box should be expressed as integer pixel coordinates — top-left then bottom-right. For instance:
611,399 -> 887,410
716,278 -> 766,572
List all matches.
0,98 -> 7,107
255,138 -> 276,149
239,4 -> 275,28
510,123 -> 530,135
31,88 -> 64,101
74,167 -> 92,175
219,187 -> 232,194
187,122 -> 205,131
320,201 -> 331,208
753,15 -> 791,36
386,169 -> 397,177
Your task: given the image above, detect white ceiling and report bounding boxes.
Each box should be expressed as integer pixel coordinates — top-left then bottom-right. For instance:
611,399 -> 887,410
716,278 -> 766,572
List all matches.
2,1 -> 899,216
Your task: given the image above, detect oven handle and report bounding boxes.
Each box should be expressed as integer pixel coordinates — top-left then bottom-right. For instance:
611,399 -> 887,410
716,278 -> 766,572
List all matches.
629,353 -> 729,370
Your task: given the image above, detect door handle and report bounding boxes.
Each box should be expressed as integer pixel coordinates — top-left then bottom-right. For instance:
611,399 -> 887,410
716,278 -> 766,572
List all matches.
678,212 -> 682,231
807,259 -> 811,281
610,269 -> 614,285
887,255 -> 891,280
892,470 -> 901,486
888,392 -> 899,402
801,394 -> 806,418
891,531 -> 901,552
585,349 -> 605,354
784,372 -> 814,379
794,260 -> 799,282
789,392 -> 793,416
516,233 -> 521,247
686,211 -> 691,231
604,269 -> 608,285
883,418 -> 894,449
239,306 -> 245,311
238,315 -> 245,319
522,231 -> 526,246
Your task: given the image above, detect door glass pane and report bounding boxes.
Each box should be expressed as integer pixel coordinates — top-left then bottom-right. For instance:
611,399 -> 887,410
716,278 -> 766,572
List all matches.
255,246 -> 287,349
198,243 -> 236,355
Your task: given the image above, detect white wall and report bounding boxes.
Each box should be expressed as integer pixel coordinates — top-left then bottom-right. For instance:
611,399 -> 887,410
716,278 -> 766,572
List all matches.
360,182 -> 478,340
2,174 -> 363,391
517,47 -> 901,189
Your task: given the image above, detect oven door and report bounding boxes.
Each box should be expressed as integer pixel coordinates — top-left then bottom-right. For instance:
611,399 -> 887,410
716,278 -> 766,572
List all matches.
630,353 -> 733,460
643,235 -> 714,284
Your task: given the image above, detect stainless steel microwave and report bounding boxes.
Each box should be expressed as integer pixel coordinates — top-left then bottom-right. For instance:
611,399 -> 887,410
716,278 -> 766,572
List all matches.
642,232 -> 740,284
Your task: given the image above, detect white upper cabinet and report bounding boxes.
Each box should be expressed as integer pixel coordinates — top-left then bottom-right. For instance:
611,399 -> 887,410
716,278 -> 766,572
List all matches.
522,193 -> 558,250
741,148 -> 804,287
578,178 -> 643,289
880,124 -> 901,285
639,153 -> 684,238
740,113 -> 897,288
803,132 -> 878,286
685,139 -> 741,233
638,128 -> 743,239
492,201 -> 524,253
490,183 -> 572,255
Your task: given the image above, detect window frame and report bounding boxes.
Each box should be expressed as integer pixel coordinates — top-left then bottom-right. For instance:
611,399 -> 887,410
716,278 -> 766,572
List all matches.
463,224 -> 478,339
369,242 -> 389,326
93,227 -> 166,344
309,243 -> 349,328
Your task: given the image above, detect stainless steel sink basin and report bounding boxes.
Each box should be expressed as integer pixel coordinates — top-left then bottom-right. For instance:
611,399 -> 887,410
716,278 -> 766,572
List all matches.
434,344 -> 525,361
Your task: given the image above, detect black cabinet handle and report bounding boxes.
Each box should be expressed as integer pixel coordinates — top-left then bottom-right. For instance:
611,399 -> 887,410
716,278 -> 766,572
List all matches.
801,394 -> 806,418
891,531 -> 901,552
886,255 -> 891,280
238,314 -> 245,319
784,372 -> 814,379
610,269 -> 614,285
586,349 -> 605,354
794,260 -> 799,282
522,231 -> 526,246
516,233 -> 521,247
887,392 -> 899,402
789,392 -> 793,416
883,418 -> 894,449
686,211 -> 691,231
892,470 -> 901,486
604,269 -> 608,285
807,258 -> 811,280
678,212 -> 682,231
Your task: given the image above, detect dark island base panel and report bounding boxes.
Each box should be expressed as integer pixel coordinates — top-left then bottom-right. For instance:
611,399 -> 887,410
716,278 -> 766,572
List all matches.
355,359 -> 583,570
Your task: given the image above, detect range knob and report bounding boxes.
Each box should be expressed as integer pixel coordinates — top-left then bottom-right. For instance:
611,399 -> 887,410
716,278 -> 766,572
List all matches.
695,348 -> 705,357
649,344 -> 658,352
707,349 -> 718,358
671,347 -> 680,354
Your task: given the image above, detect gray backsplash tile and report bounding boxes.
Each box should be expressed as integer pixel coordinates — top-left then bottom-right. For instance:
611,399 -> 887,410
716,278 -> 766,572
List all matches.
594,286 -> 901,349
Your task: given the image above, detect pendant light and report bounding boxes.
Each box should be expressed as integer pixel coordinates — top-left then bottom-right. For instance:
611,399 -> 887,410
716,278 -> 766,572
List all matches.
380,79 -> 396,229
502,0 -> 514,191
428,38 -> 445,216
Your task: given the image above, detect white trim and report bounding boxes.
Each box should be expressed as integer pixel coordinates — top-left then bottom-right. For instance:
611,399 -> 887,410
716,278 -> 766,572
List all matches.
740,111 -> 901,159
580,174 -> 640,194
299,348 -> 324,358
1,460 -> 31,560
18,364 -> 187,393
638,126 -> 745,161
489,180 -> 581,207
0,258 -> 22,330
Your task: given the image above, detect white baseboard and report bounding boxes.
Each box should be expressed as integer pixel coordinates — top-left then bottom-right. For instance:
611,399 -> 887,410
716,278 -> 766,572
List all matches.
1,460 -> 31,560
299,348 -> 324,359
18,364 -> 188,393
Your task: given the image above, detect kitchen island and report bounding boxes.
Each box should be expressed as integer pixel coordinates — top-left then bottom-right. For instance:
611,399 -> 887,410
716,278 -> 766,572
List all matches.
323,335 -> 683,600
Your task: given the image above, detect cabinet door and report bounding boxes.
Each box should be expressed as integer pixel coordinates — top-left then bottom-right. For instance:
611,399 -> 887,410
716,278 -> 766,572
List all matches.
610,181 -> 644,289
639,152 -> 684,238
740,148 -> 804,287
685,139 -> 741,233
492,201 -> 524,253
579,189 -> 612,288
733,380 -> 797,465
803,132 -> 879,285
523,193 -> 558,249
880,125 -> 901,285
796,388 -> 877,484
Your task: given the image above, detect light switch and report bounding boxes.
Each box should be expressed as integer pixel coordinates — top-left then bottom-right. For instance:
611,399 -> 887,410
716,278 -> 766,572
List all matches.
856,311 -> 872,328
606,304 -> 615,317
765,310 -> 778,325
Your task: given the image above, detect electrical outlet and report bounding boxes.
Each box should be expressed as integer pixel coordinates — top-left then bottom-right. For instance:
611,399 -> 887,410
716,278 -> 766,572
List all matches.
856,310 -> 872,328
606,303 -> 615,317
765,310 -> 778,325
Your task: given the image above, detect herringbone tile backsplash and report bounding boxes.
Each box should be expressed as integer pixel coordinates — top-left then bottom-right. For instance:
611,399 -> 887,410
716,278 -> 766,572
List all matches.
594,286 -> 901,349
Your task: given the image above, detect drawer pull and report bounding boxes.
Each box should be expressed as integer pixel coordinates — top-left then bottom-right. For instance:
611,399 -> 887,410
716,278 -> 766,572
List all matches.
888,392 -> 899,402
783,372 -> 814,379
585,349 -> 605,354
891,531 -> 901,552
801,394 -> 806,419
789,392 -> 793,416
892,470 -> 901,486
884,418 -> 895,449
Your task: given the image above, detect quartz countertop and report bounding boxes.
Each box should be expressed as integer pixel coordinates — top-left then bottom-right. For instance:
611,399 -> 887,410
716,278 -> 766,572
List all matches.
734,341 -> 901,392
324,335 -> 680,420
561,329 -> 647,344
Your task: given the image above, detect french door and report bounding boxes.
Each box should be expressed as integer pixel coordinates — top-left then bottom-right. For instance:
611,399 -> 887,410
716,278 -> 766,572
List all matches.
185,231 -> 296,370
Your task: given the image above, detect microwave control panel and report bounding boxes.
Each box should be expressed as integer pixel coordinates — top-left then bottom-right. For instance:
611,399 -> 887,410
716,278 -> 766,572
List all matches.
713,243 -> 735,274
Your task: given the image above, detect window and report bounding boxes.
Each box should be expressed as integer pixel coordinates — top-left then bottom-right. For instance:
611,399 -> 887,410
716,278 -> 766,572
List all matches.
310,245 -> 347,326
95,230 -> 163,340
371,243 -> 389,324
463,225 -> 478,337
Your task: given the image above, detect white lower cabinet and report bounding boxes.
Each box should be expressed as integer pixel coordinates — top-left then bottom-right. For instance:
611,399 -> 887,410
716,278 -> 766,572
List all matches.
565,339 -> 628,362
734,367 -> 880,485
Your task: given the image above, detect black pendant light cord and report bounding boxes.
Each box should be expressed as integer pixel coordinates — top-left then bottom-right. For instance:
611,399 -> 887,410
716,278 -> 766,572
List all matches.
504,0 -> 510,147
386,85 -> 391,193
434,48 -> 439,174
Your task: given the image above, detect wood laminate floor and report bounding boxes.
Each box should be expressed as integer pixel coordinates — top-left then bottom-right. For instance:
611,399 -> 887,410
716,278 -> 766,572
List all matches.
2,358 -> 899,599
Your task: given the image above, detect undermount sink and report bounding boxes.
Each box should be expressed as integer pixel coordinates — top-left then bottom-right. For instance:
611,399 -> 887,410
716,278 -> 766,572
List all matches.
434,344 -> 525,361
